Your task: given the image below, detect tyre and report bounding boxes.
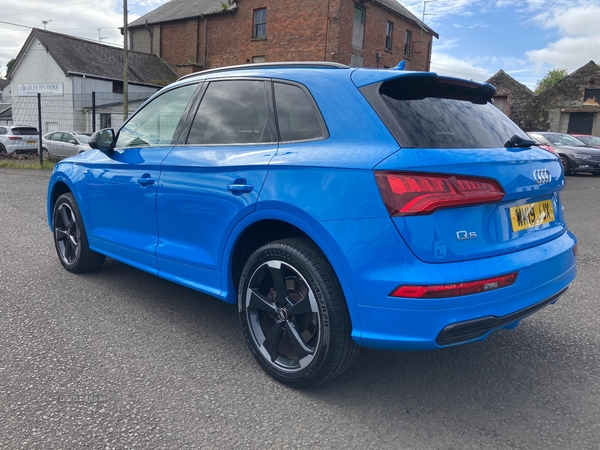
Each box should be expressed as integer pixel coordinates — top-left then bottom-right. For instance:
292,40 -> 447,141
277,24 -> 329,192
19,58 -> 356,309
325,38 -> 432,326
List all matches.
238,238 -> 359,388
560,155 -> 571,175
0,144 -> 7,159
52,193 -> 106,273
42,148 -> 50,161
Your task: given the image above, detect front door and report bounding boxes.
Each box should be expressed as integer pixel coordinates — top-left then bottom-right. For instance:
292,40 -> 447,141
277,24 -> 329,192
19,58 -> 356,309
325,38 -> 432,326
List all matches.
85,83 -> 198,274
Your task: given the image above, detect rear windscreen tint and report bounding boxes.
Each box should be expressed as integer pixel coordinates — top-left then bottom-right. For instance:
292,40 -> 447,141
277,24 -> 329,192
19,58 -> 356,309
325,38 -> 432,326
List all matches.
371,77 -> 526,149
12,127 -> 39,135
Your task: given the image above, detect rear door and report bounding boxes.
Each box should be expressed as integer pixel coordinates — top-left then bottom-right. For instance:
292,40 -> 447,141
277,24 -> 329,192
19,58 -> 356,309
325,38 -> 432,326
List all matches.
156,79 -> 277,293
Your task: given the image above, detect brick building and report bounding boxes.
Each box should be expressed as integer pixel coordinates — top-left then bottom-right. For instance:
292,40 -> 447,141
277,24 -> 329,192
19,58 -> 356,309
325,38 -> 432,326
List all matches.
128,0 -> 438,77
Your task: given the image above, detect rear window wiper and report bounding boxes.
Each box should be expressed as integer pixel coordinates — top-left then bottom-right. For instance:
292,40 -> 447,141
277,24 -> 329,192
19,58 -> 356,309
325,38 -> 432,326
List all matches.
505,135 -> 538,148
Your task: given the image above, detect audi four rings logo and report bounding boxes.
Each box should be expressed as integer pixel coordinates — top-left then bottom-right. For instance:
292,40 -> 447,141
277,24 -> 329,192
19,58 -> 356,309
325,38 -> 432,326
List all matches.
533,169 -> 551,185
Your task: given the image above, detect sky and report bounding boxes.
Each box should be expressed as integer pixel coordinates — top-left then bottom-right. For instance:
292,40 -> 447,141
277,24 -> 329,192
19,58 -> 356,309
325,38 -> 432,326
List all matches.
0,0 -> 599,90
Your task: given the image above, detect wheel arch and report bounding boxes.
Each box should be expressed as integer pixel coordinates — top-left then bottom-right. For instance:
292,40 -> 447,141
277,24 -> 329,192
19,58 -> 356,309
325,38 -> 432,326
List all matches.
222,210 -> 362,332
47,180 -> 73,229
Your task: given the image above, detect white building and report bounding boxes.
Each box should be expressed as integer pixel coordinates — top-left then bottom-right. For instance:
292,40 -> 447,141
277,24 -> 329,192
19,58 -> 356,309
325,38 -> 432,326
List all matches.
6,29 -> 177,133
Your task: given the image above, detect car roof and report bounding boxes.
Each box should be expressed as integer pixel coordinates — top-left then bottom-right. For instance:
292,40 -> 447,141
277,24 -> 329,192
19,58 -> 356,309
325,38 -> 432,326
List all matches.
174,61 -> 496,94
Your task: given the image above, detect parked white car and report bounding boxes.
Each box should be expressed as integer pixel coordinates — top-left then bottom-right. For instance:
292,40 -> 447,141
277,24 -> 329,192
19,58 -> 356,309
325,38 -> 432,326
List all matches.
42,131 -> 92,159
0,125 -> 39,156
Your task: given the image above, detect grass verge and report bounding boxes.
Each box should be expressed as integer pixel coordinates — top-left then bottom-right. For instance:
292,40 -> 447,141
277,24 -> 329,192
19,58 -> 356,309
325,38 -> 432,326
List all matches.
0,159 -> 56,170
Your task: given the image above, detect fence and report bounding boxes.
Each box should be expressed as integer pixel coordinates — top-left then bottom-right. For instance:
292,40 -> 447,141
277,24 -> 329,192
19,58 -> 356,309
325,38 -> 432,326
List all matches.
10,92 -> 151,134
1,92 -> 152,162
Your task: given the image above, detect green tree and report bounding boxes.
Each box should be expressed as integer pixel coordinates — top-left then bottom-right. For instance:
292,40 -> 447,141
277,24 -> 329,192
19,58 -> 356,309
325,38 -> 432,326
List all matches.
535,68 -> 568,94
5,58 -> 15,77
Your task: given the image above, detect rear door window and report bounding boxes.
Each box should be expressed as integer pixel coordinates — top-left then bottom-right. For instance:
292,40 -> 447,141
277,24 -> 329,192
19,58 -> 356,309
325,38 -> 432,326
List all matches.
186,80 -> 273,145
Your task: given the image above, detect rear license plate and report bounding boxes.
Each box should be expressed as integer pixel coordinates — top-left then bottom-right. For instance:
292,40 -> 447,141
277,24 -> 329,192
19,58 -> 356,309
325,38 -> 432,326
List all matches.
510,200 -> 555,232
26,140 -> 36,144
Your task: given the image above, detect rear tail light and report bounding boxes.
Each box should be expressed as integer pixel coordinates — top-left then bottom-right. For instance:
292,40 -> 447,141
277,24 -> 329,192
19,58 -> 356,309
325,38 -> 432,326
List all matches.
390,272 -> 518,298
375,172 -> 505,216
8,136 -> 22,141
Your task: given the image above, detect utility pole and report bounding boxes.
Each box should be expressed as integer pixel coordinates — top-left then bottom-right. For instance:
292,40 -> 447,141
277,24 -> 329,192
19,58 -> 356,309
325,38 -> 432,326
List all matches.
123,0 -> 129,121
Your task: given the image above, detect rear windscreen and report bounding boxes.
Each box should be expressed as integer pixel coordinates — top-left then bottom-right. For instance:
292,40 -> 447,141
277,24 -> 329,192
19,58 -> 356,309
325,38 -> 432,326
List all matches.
368,77 -> 527,149
12,127 -> 39,135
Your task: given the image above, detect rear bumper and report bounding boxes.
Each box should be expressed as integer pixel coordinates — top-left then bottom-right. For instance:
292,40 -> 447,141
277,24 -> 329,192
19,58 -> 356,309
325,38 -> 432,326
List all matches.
320,219 -> 577,351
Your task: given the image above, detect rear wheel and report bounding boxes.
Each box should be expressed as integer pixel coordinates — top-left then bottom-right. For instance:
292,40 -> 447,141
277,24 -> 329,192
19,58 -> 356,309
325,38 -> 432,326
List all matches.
238,238 -> 359,388
559,155 -> 571,175
52,193 -> 105,273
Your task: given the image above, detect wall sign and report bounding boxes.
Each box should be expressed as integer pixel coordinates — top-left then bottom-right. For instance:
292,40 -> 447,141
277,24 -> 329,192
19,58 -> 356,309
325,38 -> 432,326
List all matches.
18,83 -> 64,96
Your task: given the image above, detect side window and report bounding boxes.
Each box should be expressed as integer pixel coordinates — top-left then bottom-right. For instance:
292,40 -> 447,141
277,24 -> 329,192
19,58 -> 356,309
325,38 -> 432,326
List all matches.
116,84 -> 197,148
274,83 -> 325,142
186,80 -> 271,145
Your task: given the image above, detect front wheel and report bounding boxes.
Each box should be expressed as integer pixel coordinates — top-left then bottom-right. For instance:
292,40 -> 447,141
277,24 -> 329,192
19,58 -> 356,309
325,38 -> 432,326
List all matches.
52,193 -> 105,273
238,238 -> 359,388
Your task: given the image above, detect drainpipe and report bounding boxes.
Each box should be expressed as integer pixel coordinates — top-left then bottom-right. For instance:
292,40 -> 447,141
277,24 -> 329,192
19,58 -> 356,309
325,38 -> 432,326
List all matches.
203,15 -> 208,71
145,19 -> 153,54
323,0 -> 331,61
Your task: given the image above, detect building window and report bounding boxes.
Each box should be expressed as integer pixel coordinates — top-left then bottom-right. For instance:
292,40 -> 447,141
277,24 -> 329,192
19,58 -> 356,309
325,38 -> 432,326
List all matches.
352,6 -> 365,49
100,114 -> 112,129
404,30 -> 412,58
252,56 -> 266,63
253,8 -> 267,39
112,81 -> 124,94
385,21 -> 394,51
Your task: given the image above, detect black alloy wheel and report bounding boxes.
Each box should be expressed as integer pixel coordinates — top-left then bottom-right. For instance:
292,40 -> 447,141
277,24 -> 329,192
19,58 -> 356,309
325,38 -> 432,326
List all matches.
53,193 -> 105,273
238,238 -> 359,388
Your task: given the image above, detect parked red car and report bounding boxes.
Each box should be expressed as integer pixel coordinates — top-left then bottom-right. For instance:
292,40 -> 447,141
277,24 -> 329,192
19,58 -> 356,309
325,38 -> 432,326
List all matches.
570,134 -> 600,148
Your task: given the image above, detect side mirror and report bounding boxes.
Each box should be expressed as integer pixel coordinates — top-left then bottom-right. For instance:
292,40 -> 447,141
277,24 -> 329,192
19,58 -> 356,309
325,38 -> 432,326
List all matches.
89,129 -> 116,153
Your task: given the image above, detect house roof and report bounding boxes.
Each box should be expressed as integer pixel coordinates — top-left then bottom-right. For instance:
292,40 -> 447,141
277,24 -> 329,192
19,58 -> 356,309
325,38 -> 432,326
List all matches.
8,29 -> 177,87
129,0 -> 236,27
486,69 -> 533,94
128,0 -> 438,38
372,0 -> 438,38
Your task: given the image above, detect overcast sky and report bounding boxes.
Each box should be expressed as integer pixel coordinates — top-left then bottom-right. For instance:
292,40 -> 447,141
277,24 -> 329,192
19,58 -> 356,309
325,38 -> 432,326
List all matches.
1,0 -> 599,90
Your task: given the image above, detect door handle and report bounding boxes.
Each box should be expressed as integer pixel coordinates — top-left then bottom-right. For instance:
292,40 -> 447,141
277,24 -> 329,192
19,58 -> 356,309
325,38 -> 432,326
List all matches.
227,181 -> 254,194
137,176 -> 155,187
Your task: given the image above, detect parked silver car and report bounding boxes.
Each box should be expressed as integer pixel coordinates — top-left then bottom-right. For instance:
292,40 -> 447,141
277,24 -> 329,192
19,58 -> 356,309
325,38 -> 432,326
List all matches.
0,125 -> 39,156
42,131 -> 92,159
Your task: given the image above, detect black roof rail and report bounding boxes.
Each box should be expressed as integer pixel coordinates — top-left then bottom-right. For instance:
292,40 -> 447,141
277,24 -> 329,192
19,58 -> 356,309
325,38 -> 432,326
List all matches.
178,61 -> 350,81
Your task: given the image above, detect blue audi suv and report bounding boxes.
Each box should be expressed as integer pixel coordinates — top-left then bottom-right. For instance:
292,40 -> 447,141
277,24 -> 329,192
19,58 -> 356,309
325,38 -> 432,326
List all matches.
47,62 -> 577,387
